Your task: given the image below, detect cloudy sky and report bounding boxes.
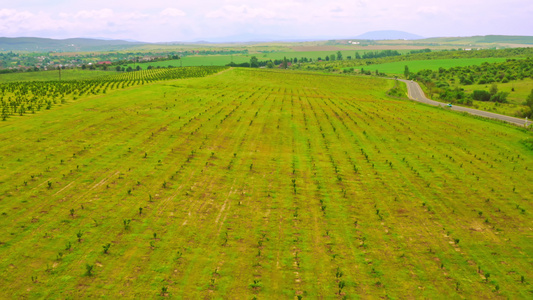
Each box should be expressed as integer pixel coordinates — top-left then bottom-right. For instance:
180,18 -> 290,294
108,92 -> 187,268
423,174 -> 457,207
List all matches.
1,0 -> 532,42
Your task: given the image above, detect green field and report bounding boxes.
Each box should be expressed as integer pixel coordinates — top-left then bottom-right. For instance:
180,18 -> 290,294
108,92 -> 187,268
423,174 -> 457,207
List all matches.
124,50 -> 399,68
254,50 -> 408,61
416,81 -> 532,118
458,79 -> 533,117
0,68 -> 532,298
463,79 -> 533,105
125,55 -> 252,68
349,58 -> 509,75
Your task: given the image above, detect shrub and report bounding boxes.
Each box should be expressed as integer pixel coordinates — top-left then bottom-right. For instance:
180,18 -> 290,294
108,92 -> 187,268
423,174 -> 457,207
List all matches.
490,91 -> 509,103
160,286 -> 168,296
472,90 -> 491,101
123,219 -> 131,230
85,264 -> 94,276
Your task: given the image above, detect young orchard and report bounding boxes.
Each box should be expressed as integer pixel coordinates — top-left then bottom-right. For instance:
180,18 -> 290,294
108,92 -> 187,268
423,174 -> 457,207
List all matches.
0,68 -> 531,298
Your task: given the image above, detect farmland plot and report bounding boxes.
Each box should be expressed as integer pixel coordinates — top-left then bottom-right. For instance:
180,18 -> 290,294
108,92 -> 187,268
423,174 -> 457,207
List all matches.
0,66 -> 227,120
0,68 -> 531,299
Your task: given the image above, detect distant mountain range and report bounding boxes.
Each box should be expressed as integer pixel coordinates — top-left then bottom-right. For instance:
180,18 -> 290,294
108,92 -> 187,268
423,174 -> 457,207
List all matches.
0,37 -> 143,52
1,33 -> 532,52
195,31 -> 424,43
422,35 -> 533,45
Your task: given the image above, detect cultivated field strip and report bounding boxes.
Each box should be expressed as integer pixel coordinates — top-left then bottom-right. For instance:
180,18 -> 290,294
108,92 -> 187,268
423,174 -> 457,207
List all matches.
0,68 -> 531,298
0,66 -> 228,121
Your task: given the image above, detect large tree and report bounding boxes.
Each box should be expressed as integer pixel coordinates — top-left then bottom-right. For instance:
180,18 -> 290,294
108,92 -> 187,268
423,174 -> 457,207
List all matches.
250,56 -> 259,68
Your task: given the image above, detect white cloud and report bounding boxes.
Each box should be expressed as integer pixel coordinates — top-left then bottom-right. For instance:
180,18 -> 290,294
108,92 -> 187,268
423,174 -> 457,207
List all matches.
160,8 -> 186,17
0,8 -> 34,20
206,5 -> 277,20
416,6 -> 446,15
0,1 -> 531,42
123,12 -> 150,20
72,9 -> 114,19
0,9 -> 63,34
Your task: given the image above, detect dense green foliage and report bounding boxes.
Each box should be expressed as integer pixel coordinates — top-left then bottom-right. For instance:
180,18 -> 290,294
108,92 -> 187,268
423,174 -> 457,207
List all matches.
408,58 -> 533,113
411,58 -> 533,86
358,50 -> 401,59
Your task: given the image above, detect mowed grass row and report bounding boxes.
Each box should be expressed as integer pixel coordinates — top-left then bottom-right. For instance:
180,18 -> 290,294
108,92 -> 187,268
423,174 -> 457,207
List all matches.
0,69 -> 531,298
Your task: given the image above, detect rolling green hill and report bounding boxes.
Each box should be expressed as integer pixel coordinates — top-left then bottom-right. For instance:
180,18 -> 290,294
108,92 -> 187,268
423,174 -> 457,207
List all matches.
419,35 -> 533,45
0,37 -> 144,52
2,34 -> 532,53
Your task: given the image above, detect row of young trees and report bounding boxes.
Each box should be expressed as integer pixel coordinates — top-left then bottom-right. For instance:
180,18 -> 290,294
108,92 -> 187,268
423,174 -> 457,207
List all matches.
0,66 -> 228,121
229,50 -> 406,70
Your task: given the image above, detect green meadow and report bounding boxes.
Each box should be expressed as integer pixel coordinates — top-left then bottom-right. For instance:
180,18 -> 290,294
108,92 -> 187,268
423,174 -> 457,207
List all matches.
124,55 -> 252,68
460,79 -> 533,117
123,50 -> 392,68
348,58 -> 509,75
253,50 -> 407,61
0,68 -> 531,298
463,79 -> 533,105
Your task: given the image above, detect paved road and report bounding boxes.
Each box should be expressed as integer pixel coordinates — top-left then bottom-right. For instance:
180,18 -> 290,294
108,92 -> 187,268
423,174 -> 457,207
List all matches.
397,79 -> 532,127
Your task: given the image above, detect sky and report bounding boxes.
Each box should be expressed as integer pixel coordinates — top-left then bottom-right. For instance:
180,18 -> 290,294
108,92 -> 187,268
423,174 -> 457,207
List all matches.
1,0 -> 532,42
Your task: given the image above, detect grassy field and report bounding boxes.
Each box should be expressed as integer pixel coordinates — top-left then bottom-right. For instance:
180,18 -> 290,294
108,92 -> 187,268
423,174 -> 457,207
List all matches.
462,79 -> 533,117
0,68 -> 531,298
468,100 -> 530,117
123,50 -> 404,68
253,50 -> 411,61
462,79 -> 533,105
417,86 -> 532,119
0,69 -> 117,83
346,58 -> 509,75
125,55 -> 252,68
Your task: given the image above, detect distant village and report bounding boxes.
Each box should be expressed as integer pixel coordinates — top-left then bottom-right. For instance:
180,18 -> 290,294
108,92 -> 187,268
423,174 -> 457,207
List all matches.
0,49 -> 248,73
